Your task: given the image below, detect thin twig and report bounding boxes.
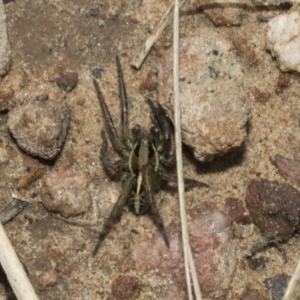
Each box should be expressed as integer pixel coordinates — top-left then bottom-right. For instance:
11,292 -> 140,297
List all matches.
0,191 -> 38,299
283,258 -> 300,300
131,0 -> 186,69
0,222 -> 38,300
173,0 -> 202,299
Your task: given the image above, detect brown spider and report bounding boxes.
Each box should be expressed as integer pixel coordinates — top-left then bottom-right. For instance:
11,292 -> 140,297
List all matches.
92,56 -> 208,256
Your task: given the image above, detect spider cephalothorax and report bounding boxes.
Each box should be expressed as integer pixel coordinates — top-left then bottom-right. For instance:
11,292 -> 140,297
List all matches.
92,56 -> 208,256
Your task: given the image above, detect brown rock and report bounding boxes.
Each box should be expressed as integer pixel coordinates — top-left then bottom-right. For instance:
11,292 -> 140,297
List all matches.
224,198 -> 251,225
250,86 -> 271,103
133,202 -> 236,299
47,61 -> 66,82
263,273 -> 290,300
43,168 -> 91,218
273,154 -> 300,188
233,37 -> 259,64
38,270 -> 57,290
275,73 -> 290,94
111,275 -> 139,299
159,30 -> 249,162
8,100 -> 70,159
245,179 -> 300,241
139,71 -> 158,91
205,6 -> 244,26
56,72 -> 78,92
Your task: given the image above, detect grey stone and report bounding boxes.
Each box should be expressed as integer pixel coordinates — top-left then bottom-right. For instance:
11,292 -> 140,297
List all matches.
8,100 -> 70,159
158,30 -> 249,162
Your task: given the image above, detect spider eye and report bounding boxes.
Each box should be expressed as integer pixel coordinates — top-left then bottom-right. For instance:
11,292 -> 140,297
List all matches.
127,193 -> 149,215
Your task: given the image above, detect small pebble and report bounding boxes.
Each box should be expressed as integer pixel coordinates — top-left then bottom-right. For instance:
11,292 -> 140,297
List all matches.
275,73 -> 290,94
204,7 -> 244,26
43,168 -> 91,218
266,8 -> 300,73
273,154 -> 300,187
56,72 -> 78,92
38,270 -> 57,290
224,198 -> 251,225
139,71 -> 158,91
8,100 -> 70,159
47,61 -> 65,82
245,179 -> 300,241
263,273 -> 290,300
250,86 -> 271,103
111,275 -> 139,299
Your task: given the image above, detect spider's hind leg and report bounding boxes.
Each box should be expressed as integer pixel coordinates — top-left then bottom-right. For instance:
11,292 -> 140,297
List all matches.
161,171 -> 209,189
93,175 -> 135,256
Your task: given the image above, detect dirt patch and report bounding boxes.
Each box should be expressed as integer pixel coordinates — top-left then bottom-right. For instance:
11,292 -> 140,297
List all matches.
1,0 -> 300,299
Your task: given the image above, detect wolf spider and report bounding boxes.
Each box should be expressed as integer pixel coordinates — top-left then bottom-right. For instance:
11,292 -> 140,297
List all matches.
92,56 -> 208,256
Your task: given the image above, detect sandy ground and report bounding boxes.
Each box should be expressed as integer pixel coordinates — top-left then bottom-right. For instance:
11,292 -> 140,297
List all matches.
1,0 -> 300,299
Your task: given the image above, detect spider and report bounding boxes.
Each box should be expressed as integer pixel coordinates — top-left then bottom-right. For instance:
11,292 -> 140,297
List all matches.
92,56 -> 208,256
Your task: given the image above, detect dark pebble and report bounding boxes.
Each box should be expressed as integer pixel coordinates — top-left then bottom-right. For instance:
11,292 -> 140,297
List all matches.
56,72 -> 78,92
111,275 -> 139,299
245,179 -> 300,241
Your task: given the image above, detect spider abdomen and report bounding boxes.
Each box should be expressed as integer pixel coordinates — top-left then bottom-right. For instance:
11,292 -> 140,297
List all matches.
127,191 -> 149,215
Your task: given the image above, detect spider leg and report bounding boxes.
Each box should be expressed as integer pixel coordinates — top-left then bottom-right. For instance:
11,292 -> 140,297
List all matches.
93,78 -> 129,158
116,55 -> 133,149
100,131 -> 127,178
146,99 -> 170,141
147,99 -> 175,167
161,171 -> 209,189
93,175 -> 135,256
245,232 -> 287,263
143,166 -> 169,247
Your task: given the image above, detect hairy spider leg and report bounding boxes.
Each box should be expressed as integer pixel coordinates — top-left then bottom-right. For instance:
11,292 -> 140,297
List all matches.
93,175 -> 136,256
245,232 -> 287,263
115,55 -> 133,149
146,99 -> 175,166
100,130 -> 127,178
161,171 -> 209,190
93,78 -> 129,158
143,166 -> 170,247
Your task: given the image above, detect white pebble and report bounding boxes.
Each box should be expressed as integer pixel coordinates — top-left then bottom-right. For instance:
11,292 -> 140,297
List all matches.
266,9 -> 300,73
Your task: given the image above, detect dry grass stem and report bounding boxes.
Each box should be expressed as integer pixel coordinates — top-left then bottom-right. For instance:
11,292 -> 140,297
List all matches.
173,0 -> 202,299
283,257 -> 300,300
131,0 -> 186,69
0,222 -> 38,300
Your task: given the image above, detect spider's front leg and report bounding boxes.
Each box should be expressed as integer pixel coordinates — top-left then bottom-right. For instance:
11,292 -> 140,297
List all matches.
93,175 -> 135,256
93,78 -> 129,158
116,55 -> 133,149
